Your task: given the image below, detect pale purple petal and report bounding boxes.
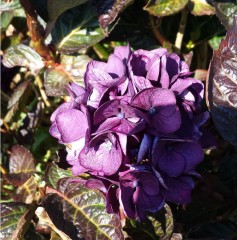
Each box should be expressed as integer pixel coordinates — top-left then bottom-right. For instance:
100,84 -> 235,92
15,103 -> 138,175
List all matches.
56,109 -> 88,143
106,54 -> 126,78
79,133 -> 122,175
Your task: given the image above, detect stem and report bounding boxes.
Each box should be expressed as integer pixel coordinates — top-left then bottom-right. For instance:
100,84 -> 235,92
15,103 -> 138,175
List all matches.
174,8 -> 188,54
149,15 -> 167,46
35,76 -> 51,108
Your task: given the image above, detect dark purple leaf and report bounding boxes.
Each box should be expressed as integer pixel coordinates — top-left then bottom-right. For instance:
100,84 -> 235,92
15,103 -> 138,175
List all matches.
4,145 -> 35,186
207,15 -> 237,146
1,202 -> 37,240
43,178 -> 124,239
96,0 -> 134,33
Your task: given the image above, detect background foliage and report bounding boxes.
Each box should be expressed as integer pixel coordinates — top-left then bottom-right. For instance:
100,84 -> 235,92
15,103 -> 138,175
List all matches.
1,0 -> 237,239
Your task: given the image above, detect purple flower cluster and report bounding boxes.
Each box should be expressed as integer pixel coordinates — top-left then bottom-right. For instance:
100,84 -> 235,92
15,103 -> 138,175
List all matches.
50,46 -> 208,220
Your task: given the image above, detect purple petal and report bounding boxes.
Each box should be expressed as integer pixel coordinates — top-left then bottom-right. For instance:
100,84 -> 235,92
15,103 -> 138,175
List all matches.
119,185 -> 136,219
159,55 -> 170,88
113,45 -> 131,63
153,141 -> 186,177
137,134 -> 153,163
56,109 -> 88,143
49,122 -> 61,139
95,117 -> 121,134
94,99 -> 120,125
50,102 -> 74,122
106,54 -> 126,78
79,133 -> 122,175
162,175 -> 194,204
131,88 -> 176,110
67,83 -> 86,103
146,55 -> 160,81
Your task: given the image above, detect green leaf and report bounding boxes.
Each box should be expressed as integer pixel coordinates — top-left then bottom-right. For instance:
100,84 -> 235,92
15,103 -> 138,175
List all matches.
1,11 -> 15,32
60,54 -> 91,84
44,67 -> 70,96
208,35 -> 225,50
1,202 -> 37,240
123,204 -> 173,240
58,25 -> 105,53
213,1 -> 237,29
45,163 -> 72,189
188,0 -> 215,16
7,81 -> 30,109
2,44 -> 44,73
51,2 -> 107,53
0,0 -> 21,12
144,0 -> 188,17
45,0 -> 88,37
4,145 -> 35,186
43,178 -> 124,240
44,54 -> 90,96
207,15 -> 237,146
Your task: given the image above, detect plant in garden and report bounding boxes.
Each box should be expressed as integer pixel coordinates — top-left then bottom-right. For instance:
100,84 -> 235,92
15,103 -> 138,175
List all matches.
49,45 -> 208,221
1,0 -> 237,239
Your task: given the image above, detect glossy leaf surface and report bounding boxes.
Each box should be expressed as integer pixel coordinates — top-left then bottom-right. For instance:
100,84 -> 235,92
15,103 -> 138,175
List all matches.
43,178 -> 124,240
213,2 -> 237,29
0,203 -> 36,239
0,0 -> 21,11
2,44 -> 44,73
45,163 -> 72,189
207,16 -> 237,146
5,145 -> 35,186
45,0 -> 88,36
144,0 -> 188,17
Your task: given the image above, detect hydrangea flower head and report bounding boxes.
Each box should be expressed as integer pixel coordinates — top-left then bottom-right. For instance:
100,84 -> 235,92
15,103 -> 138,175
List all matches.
50,45 -> 209,221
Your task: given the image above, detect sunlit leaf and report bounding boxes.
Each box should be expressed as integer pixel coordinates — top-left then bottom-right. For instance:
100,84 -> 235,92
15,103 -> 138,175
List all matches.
45,163 -> 72,189
60,54 -> 91,84
207,15 -> 237,146
208,35 -> 225,50
58,26 -> 105,53
51,2 -> 107,53
44,67 -> 70,96
123,204 -> 173,240
0,202 -> 37,240
35,207 -> 71,240
44,54 -> 90,96
0,0 -> 21,11
7,80 -> 30,109
2,44 -> 44,73
45,0 -> 88,37
213,2 -> 237,29
188,0 -> 215,16
13,176 -> 37,203
43,178 -> 124,240
144,0 -> 188,17
4,81 -> 32,122
0,11 -> 15,32
4,145 -> 35,186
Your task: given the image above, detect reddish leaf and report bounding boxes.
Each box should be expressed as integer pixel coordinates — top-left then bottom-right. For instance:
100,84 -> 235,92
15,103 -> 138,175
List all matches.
4,145 -> 35,186
207,16 -> 237,146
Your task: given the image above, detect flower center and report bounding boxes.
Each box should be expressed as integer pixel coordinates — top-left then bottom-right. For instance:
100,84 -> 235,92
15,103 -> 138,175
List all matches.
149,107 -> 156,115
117,112 -> 125,119
133,180 -> 139,188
